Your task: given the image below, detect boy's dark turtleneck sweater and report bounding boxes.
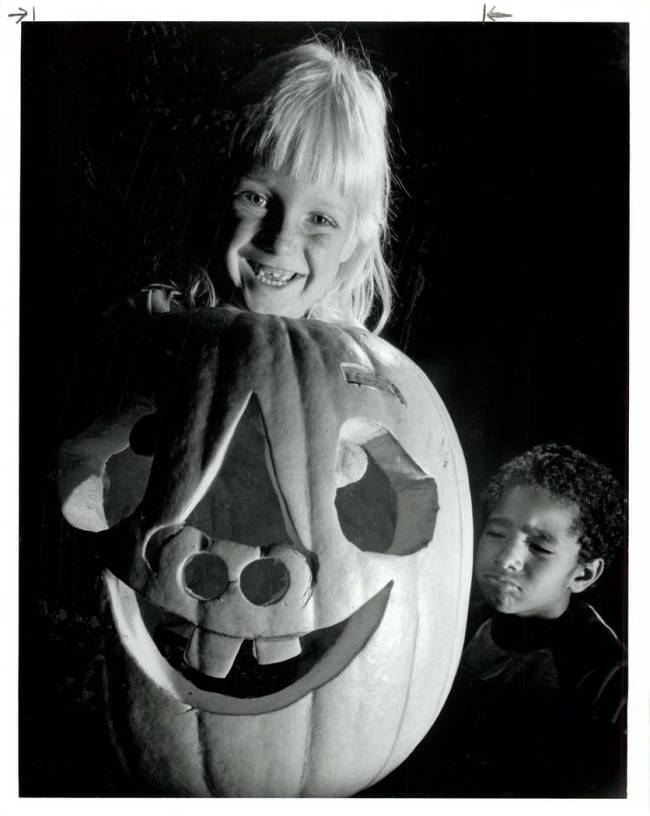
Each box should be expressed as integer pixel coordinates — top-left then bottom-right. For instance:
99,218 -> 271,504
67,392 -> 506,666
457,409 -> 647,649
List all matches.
458,598 -> 626,718
490,606 -> 565,652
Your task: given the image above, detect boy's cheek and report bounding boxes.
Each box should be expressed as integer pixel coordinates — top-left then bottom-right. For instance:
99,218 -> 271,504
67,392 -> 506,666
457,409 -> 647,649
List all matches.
475,539 -> 490,566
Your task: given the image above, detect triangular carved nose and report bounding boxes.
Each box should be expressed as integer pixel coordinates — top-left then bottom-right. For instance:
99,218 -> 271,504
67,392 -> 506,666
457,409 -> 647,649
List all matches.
186,395 -> 300,553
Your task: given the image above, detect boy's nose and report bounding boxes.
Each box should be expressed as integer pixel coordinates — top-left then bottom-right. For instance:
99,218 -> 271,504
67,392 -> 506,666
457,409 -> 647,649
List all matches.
495,539 -> 524,571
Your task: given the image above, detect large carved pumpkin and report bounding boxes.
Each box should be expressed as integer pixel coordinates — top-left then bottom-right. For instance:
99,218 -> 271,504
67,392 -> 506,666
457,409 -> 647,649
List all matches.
58,307 -> 472,797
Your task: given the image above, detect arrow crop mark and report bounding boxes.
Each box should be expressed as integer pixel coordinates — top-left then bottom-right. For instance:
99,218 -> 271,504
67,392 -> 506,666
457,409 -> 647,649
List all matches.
8,7 -> 28,23
487,5 -> 513,21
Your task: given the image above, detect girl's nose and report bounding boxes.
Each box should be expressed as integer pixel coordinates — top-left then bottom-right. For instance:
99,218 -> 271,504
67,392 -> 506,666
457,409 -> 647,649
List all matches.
255,208 -> 299,255
269,227 -> 299,255
495,539 -> 524,572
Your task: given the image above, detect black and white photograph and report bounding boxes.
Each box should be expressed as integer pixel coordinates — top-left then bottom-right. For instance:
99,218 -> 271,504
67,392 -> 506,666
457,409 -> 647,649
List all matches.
6,2 -> 648,807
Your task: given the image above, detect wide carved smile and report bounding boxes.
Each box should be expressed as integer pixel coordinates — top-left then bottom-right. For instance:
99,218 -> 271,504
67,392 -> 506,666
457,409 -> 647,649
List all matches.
105,571 -> 392,716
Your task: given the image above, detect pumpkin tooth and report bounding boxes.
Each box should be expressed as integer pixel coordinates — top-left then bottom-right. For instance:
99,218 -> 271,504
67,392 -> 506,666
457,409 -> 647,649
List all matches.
252,636 -> 302,665
184,628 -> 244,679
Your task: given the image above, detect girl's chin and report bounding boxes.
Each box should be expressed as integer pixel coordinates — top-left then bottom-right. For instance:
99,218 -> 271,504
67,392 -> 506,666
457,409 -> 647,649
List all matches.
221,274 -> 312,319
240,288 -> 307,319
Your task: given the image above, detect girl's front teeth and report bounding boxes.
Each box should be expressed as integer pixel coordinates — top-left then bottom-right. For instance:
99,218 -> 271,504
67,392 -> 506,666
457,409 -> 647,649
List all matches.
255,265 -> 296,287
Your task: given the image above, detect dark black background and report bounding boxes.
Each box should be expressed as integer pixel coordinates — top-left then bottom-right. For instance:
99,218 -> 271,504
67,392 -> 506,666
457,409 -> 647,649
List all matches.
20,22 -> 628,796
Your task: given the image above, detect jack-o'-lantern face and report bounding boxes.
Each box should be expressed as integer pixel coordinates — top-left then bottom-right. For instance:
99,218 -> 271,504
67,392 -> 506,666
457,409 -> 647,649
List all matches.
59,309 -> 472,796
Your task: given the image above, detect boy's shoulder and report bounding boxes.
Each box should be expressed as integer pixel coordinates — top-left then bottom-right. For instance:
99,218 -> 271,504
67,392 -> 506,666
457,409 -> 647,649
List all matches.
558,600 -> 625,662
553,600 -> 627,725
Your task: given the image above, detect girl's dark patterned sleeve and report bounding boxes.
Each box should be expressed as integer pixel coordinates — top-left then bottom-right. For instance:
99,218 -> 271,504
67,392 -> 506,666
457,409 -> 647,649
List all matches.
102,281 -> 184,321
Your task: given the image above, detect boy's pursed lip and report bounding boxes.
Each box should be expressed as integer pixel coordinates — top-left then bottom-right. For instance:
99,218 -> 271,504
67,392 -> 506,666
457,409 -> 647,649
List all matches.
481,573 -> 522,591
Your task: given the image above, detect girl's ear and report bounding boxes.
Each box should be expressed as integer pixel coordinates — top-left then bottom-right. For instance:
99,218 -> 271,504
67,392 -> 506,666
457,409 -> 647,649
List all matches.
569,557 -> 605,594
339,237 -> 369,275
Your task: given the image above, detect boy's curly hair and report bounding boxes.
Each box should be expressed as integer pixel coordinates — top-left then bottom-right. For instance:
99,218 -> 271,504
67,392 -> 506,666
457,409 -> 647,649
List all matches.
482,443 -> 626,564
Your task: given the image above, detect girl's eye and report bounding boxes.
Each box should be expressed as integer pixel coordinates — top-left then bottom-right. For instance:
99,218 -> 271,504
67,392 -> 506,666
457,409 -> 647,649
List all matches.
235,190 -> 269,209
484,529 -> 506,540
309,213 -> 337,228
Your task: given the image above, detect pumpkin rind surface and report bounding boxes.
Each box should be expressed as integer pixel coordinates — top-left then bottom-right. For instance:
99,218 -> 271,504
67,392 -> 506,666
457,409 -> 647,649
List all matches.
59,308 -> 473,797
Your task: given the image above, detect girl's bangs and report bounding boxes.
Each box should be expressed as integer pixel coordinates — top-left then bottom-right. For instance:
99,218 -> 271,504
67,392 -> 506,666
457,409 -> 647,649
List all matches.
241,98 -> 386,228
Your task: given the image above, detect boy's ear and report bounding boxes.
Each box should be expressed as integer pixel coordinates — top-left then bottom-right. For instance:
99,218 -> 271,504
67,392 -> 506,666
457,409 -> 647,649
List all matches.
570,557 -> 605,594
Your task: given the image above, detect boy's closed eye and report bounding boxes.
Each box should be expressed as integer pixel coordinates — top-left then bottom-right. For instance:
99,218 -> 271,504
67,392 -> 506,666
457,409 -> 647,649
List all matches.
484,526 -> 507,539
526,530 -> 556,557
483,525 -> 555,556
527,537 -> 554,556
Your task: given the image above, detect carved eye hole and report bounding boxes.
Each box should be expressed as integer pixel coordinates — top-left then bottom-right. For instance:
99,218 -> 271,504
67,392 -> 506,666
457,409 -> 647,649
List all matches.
334,418 -> 438,556
101,413 -> 160,528
129,413 -> 160,456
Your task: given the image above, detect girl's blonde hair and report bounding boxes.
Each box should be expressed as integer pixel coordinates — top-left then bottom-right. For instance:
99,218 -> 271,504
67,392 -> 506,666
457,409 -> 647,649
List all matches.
189,39 -> 394,333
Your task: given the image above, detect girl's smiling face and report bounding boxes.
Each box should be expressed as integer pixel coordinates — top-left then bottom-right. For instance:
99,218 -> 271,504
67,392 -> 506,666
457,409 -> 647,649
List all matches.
224,167 -> 358,318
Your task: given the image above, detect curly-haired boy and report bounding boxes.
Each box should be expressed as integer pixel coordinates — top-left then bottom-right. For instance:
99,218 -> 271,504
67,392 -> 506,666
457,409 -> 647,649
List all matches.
454,443 -> 626,796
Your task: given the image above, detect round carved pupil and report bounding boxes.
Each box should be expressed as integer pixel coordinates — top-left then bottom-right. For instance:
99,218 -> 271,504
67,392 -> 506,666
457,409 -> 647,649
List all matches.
183,553 -> 229,601
240,558 -> 290,606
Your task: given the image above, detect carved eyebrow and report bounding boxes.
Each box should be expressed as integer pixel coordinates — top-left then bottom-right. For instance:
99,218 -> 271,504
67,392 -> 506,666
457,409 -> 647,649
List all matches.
341,363 -> 406,405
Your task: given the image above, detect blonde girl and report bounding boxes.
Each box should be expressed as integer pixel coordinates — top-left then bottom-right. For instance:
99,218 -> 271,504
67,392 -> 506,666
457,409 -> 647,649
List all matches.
178,39 -> 395,333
